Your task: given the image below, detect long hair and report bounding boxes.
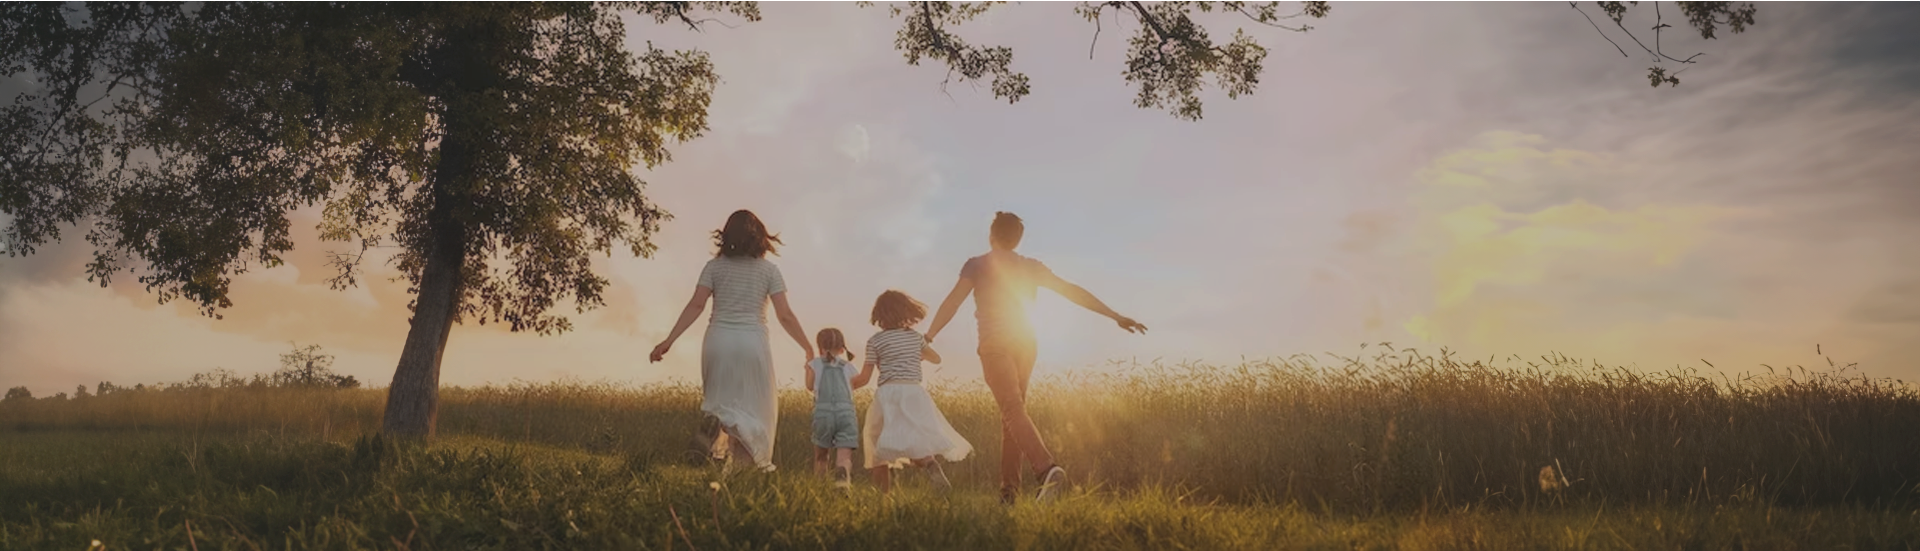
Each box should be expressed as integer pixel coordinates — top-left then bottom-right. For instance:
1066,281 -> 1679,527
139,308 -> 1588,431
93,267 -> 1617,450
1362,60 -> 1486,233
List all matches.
870,290 -> 928,330
815,328 -> 854,362
713,209 -> 781,258
990,211 -> 1024,250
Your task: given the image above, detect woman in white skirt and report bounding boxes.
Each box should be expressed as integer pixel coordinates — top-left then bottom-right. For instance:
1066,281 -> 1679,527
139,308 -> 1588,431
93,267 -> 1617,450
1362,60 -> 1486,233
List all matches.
852,290 -> 972,493
651,210 -> 814,471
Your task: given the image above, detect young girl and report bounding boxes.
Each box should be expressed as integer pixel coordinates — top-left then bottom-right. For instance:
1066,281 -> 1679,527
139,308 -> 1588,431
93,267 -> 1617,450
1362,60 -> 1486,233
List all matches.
855,290 -> 973,493
806,328 -> 864,490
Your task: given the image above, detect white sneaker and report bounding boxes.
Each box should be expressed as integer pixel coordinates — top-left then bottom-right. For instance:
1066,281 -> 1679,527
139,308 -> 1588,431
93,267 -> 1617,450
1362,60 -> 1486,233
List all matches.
1034,465 -> 1067,503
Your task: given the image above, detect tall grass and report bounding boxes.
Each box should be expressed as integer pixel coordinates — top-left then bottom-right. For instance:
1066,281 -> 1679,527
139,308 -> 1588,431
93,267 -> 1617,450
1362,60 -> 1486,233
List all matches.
6,349 -> 1917,512
6,432 -> 1914,550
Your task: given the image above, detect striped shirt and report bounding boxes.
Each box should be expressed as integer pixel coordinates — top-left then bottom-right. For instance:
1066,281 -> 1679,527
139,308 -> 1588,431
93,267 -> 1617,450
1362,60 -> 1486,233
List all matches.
865,328 -> 927,386
696,256 -> 787,330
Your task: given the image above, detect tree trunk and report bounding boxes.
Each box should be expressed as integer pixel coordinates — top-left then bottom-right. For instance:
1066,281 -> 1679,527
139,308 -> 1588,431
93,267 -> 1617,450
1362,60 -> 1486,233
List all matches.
380,116 -> 478,439
379,235 -> 463,437
378,13 -> 501,439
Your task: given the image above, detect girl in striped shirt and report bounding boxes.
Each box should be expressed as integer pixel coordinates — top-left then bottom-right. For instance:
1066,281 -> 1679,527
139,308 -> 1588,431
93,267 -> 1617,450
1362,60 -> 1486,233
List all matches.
855,290 -> 973,493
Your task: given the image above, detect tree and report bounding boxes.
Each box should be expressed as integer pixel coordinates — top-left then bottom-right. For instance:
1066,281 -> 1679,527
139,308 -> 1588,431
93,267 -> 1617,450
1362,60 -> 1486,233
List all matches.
274,343 -> 361,389
2,2 -> 756,437
3,386 -> 30,403
1,2 -> 1756,438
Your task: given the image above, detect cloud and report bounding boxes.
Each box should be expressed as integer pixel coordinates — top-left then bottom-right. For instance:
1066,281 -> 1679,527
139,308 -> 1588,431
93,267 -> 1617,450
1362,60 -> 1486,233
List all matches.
836,124 -> 871,165
1402,132 -> 1753,343
1400,129 -> 1918,374
1427,200 -> 1748,308
1850,280 -> 1920,326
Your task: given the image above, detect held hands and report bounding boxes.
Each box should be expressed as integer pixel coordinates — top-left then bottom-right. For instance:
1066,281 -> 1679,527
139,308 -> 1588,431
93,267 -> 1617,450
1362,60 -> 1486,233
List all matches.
1114,315 -> 1148,335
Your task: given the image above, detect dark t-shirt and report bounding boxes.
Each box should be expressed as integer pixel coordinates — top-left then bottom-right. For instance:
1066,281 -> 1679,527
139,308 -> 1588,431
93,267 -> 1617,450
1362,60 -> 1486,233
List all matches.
961,250 -> 1058,344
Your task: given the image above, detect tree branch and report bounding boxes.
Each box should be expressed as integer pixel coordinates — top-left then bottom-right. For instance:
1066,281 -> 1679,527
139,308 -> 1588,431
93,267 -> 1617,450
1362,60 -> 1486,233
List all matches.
1570,2 -> 1627,58
1088,6 -> 1102,59
1652,3 -> 1705,64
675,14 -> 738,31
1077,1 -> 1127,60
1227,4 -> 1311,32
916,1 -> 965,92
1609,2 -> 1704,64
1127,1 -> 1173,51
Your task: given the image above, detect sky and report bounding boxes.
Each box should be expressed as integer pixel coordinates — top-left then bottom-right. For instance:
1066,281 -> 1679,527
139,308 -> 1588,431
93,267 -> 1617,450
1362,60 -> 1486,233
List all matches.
4,2 -> 1919,395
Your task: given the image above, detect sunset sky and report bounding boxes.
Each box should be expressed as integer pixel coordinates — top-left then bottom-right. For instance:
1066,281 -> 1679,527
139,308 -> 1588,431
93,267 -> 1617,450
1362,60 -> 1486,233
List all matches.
4,3 -> 1918,395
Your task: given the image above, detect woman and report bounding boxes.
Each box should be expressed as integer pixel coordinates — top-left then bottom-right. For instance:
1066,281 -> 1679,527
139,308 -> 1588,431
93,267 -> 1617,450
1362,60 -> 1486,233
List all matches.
650,210 -> 813,471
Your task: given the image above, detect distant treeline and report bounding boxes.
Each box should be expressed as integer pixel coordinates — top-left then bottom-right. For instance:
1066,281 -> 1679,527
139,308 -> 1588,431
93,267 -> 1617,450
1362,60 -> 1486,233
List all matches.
3,343 -> 359,403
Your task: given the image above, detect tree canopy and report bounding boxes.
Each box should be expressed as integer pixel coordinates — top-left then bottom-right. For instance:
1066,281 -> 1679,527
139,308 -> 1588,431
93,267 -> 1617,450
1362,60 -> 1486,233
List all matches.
2,2 -> 757,333
871,1 -> 1330,121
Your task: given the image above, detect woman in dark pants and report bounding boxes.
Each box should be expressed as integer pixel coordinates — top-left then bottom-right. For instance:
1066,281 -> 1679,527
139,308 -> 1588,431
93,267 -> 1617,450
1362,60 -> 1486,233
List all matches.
925,212 -> 1147,503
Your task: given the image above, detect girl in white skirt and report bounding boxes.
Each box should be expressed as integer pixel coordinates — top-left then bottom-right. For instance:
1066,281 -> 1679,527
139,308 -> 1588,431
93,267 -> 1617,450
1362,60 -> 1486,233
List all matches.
651,210 -> 814,472
854,290 -> 972,493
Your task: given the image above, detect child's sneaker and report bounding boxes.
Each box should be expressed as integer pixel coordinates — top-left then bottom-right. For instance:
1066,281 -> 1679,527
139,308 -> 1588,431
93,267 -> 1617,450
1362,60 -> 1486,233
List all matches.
833,467 -> 853,491
999,485 -> 1018,505
1034,465 -> 1068,503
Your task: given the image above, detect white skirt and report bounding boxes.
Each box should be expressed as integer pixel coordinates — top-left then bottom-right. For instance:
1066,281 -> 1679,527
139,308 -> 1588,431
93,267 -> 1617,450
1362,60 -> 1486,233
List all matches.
700,325 -> 777,470
863,383 -> 973,469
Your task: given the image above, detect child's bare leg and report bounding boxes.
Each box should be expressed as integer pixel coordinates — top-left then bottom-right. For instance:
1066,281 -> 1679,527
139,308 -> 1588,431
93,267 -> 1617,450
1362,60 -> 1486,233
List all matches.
918,456 -> 952,490
727,437 -> 753,471
813,447 -> 830,477
835,448 -> 855,473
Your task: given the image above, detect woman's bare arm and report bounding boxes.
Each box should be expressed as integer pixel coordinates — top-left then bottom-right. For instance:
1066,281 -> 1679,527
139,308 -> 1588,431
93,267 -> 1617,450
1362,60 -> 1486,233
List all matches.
926,277 -> 974,342
771,292 -> 816,363
650,286 -> 713,362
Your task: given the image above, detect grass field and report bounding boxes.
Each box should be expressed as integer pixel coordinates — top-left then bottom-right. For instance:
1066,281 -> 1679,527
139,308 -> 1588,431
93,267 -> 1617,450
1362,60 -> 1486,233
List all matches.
4,350 -> 1919,550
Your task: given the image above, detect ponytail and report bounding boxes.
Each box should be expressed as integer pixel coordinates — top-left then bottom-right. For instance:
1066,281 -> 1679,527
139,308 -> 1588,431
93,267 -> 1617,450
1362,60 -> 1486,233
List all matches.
815,328 -> 854,363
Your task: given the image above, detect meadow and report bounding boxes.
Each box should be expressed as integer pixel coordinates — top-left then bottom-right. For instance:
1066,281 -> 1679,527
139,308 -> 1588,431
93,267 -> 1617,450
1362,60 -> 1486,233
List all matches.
4,348 -> 1918,550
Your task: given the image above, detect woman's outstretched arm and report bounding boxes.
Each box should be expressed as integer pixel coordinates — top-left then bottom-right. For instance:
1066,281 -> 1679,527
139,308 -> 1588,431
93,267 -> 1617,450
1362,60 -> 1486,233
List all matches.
925,276 -> 974,342
771,292 -> 816,363
650,286 -> 712,362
